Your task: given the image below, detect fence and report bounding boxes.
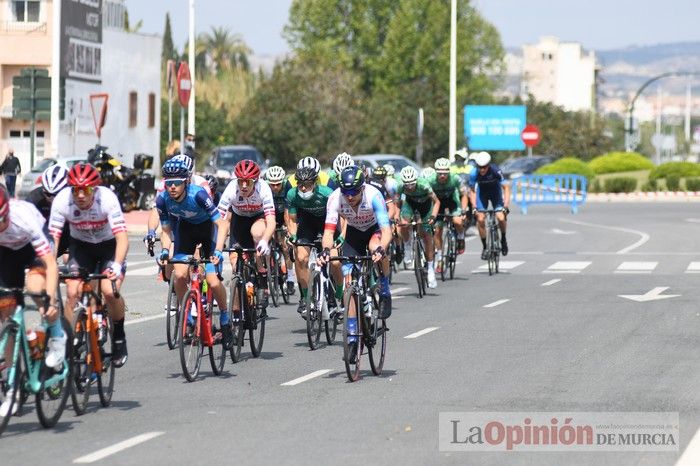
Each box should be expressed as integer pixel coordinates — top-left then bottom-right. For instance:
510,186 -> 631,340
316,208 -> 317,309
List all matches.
510,174 -> 587,214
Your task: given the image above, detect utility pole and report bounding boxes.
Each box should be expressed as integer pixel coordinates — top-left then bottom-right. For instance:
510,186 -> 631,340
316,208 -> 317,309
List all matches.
448,0 -> 457,162
50,0 -> 61,157
187,0 -> 195,137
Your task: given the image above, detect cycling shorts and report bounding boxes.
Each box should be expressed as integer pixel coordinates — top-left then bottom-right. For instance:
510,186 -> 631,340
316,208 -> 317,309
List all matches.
475,185 -> 504,212
342,224 -> 380,276
0,244 -> 44,288
296,212 -> 325,244
229,213 -> 264,250
436,197 -> 462,223
400,199 -> 433,232
174,220 -> 218,275
68,238 -> 126,277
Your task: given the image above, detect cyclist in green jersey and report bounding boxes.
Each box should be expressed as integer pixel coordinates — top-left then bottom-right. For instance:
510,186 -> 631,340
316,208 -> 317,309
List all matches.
327,152 -> 353,187
287,166 -> 343,317
430,158 -> 468,267
397,166 -> 440,288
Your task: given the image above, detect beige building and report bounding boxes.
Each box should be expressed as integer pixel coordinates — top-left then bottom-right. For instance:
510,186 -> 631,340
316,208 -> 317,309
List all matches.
522,36 -> 598,112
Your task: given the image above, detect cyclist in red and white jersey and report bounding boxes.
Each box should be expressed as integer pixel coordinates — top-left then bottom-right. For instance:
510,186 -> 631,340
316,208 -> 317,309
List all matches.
49,162 -> 130,367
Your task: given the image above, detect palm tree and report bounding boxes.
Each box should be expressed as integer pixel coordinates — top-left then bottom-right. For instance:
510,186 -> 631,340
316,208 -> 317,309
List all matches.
200,26 -> 252,74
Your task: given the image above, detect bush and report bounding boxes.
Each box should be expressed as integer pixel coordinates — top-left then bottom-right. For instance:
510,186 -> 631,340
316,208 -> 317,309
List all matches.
685,178 -> 700,192
589,178 -> 601,193
649,161 -> 700,180
535,157 -> 596,181
604,177 -> 637,193
666,174 -> 680,191
640,179 -> 658,192
588,151 -> 654,174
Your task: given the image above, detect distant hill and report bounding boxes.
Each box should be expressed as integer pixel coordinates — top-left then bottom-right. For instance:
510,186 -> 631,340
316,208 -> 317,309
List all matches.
597,42 -> 700,67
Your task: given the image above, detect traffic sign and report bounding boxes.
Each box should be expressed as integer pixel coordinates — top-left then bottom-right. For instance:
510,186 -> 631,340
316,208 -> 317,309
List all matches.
90,93 -> 109,139
521,124 -> 541,147
177,63 -> 192,108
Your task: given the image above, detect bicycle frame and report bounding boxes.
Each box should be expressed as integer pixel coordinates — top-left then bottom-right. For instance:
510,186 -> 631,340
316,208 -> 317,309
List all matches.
176,259 -> 215,347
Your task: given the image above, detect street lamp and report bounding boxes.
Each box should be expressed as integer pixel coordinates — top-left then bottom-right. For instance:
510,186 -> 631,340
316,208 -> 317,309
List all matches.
448,0 -> 457,162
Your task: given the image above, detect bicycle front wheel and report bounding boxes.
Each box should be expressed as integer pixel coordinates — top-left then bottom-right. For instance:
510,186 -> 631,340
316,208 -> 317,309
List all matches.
165,277 -> 179,350
97,313 -> 115,407
227,276 -> 244,363
413,238 -> 424,298
179,290 -> 203,382
342,289 -> 362,382
36,317 -> 73,428
267,253 -> 280,308
368,317 -> 387,376
449,231 -> 457,280
208,302 -> 226,376
324,278 -> 339,345
0,323 -> 21,435
70,307 -> 93,415
248,288 -> 266,357
306,271 -> 322,350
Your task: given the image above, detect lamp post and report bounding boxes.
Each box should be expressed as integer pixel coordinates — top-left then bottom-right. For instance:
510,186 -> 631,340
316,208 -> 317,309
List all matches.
448,0 -> 457,162
187,0 -> 195,137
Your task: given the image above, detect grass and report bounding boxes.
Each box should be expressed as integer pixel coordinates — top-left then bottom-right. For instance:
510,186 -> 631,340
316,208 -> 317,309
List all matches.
594,170 -> 650,188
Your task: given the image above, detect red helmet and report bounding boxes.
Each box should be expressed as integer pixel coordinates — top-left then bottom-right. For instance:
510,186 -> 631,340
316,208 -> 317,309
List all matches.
68,162 -> 101,188
234,159 -> 260,180
0,183 -> 9,217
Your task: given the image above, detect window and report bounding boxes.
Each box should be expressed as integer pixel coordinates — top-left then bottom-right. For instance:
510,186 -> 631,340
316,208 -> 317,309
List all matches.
9,130 -> 21,138
129,91 -> 137,128
148,93 -> 155,128
12,0 -> 40,22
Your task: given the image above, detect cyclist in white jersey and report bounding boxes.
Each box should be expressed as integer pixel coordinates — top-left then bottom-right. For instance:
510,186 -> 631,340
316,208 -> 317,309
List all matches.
48,162 -> 130,367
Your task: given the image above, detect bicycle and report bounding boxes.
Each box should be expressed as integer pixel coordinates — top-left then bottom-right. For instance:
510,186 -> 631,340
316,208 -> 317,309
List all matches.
173,256 -> 226,382
329,255 -> 387,382
146,237 -> 179,350
268,228 -> 290,307
61,268 -> 118,414
436,213 -> 457,281
294,239 -> 341,350
484,208 -> 501,276
398,216 -> 430,298
0,289 -> 73,434
225,246 -> 267,362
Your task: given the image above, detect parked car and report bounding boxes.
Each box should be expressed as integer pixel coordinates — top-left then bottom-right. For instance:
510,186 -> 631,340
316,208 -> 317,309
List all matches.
18,155 -> 87,199
353,154 -> 420,172
203,145 -> 268,192
500,155 -> 554,179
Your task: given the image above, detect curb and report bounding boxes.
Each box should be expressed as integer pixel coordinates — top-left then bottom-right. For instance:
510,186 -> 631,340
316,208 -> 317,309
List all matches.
587,191 -> 700,202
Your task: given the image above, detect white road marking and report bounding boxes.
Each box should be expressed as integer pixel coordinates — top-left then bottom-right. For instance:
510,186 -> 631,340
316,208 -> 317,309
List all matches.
281,369 -> 330,386
125,314 -> 165,326
543,261 -> 591,273
404,327 -> 439,339
541,279 -> 561,286
619,286 -> 680,302
685,262 -> 700,273
483,299 -> 509,308
125,259 -> 155,267
559,218 -> 650,254
675,426 -> 700,466
391,287 -> 411,294
393,296 -> 407,300
472,261 -> 524,273
73,432 -> 165,463
614,261 -> 658,273
551,228 -> 576,235
685,218 -> 700,224
126,267 -> 159,277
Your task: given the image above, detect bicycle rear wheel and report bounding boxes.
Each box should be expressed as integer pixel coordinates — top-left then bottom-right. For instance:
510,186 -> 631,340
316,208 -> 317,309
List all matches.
70,307 -> 92,415
0,323 -> 21,435
208,302 -> 226,376
342,289 -> 362,382
367,288 -> 387,375
306,271 -> 322,350
267,253 -> 279,308
279,264 -> 290,304
227,277 -> 244,363
440,229 -> 449,282
490,221 -> 500,275
248,288 -> 266,357
97,313 -> 115,407
324,278 -> 339,345
36,318 -> 73,428
165,277 -> 179,350
449,230 -> 457,280
413,237 -> 424,298
179,290 -> 203,382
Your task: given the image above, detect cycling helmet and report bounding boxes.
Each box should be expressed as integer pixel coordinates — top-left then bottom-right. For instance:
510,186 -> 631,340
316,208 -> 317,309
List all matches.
0,184 -> 9,217
171,154 -> 194,175
162,157 -> 190,179
421,167 -> 436,179
265,166 -> 286,183
41,164 -> 69,195
297,156 -> 321,175
474,151 -> 491,167
68,162 -> 101,187
204,174 -> 219,193
372,166 -> 387,179
332,152 -> 353,174
339,166 -> 365,191
400,166 -> 418,184
295,166 -> 318,183
383,164 -> 395,176
234,159 -> 261,180
434,158 -> 451,173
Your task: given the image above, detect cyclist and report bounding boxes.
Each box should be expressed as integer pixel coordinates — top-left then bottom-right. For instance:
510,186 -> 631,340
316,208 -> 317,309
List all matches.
216,160 -> 276,311
421,167 -> 436,180
287,166 -> 342,317
48,162 -> 130,367
468,151 -> 510,259
369,165 -> 398,220
396,166 -> 440,288
156,157 -> 231,343
327,152 -> 354,186
318,166 -> 392,359
429,158 -> 468,268
204,174 -> 221,205
286,156 -> 336,191
26,164 -> 71,258
265,166 -> 296,296
382,164 -> 399,199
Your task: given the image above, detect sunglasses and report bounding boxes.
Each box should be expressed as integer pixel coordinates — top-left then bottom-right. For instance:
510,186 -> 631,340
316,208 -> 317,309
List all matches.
341,187 -> 361,197
268,182 -> 283,188
164,179 -> 186,187
237,179 -> 256,186
72,186 -> 94,196
404,182 -> 417,189
299,181 -> 316,190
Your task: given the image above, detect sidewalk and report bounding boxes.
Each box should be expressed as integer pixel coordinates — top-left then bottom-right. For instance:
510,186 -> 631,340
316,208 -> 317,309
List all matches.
125,209 -> 151,234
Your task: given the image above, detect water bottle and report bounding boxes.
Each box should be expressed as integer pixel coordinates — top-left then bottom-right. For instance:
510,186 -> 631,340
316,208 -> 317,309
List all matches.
246,282 -> 255,307
190,300 -> 198,318
35,322 -> 47,355
200,290 -> 208,311
95,313 -> 105,344
27,328 -> 40,360
363,294 -> 373,317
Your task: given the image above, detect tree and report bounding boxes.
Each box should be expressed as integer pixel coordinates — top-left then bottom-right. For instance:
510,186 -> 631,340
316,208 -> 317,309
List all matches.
161,13 -> 177,89
123,9 -> 143,33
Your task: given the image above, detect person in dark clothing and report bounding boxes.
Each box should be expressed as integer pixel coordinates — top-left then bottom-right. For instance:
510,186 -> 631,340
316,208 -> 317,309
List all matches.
1,150 -> 21,197
26,164 -> 70,256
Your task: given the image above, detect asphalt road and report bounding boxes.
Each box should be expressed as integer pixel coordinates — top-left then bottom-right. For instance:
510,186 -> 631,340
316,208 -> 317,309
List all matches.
1,202 -> 699,466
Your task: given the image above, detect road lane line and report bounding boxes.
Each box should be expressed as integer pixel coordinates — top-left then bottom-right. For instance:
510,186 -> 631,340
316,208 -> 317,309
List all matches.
125,314 -> 165,326
676,426 -> 700,466
281,369 -> 330,386
543,261 -> 591,274
73,432 -> 165,463
472,261 -> 524,273
559,218 -> 650,254
614,261 -> 657,273
393,296 -> 406,300
391,287 -> 411,294
404,327 -> 439,339
483,299 -> 509,308
541,279 -> 561,286
685,262 -> 700,273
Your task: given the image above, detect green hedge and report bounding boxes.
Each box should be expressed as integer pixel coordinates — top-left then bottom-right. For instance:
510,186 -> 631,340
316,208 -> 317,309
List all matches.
685,178 -> 700,192
666,174 -> 680,191
640,179 -> 658,192
649,162 -> 700,180
604,177 -> 637,193
588,151 -> 654,174
535,157 -> 596,181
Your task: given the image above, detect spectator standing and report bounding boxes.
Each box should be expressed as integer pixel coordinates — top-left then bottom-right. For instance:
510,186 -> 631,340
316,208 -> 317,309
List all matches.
0,149 -> 21,197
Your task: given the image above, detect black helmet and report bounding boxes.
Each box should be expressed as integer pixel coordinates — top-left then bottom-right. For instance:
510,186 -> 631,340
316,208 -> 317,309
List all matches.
204,174 -> 219,193
339,165 -> 365,191
372,166 -> 387,179
295,166 -> 318,183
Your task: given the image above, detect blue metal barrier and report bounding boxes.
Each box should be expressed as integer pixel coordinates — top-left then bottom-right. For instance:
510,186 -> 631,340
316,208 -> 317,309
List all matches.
510,174 -> 587,214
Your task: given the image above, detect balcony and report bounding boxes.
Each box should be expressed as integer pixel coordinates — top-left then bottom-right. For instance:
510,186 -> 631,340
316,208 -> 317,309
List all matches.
1,21 -> 47,34
0,106 -> 13,119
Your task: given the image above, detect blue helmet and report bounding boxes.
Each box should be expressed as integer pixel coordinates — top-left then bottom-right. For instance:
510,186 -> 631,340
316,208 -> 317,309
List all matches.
339,165 -> 365,191
162,157 -> 190,179
170,154 -> 194,174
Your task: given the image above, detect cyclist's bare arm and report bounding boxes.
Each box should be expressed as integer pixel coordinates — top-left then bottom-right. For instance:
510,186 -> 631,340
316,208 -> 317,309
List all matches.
287,211 -> 298,238
147,208 -> 160,232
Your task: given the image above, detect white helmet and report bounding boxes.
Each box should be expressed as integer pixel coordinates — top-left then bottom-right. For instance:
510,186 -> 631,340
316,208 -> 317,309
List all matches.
265,166 -> 286,183
332,152 -> 353,174
383,164 -> 395,176
455,148 -> 469,160
297,156 -> 321,175
434,158 -> 451,172
474,151 -> 491,167
171,154 -> 194,175
400,166 -> 418,184
421,167 -> 436,179
41,164 -> 69,195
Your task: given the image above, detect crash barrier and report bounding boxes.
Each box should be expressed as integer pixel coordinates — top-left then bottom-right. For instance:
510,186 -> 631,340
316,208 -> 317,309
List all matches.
510,174 -> 587,214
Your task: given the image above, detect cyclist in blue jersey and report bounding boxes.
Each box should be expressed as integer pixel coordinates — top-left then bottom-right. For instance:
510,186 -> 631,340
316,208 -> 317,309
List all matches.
468,152 -> 510,259
156,158 -> 231,343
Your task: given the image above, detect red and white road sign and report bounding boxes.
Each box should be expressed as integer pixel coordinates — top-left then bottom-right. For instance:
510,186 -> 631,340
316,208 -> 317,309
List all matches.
177,63 -> 192,108
89,93 -> 109,138
521,124 -> 541,147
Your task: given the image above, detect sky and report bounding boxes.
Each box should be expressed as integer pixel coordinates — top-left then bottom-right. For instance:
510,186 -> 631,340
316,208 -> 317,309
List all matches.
127,0 -> 700,56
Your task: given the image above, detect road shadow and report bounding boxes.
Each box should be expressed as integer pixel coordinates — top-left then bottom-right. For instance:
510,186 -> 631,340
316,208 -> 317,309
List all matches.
2,416 -> 81,438
326,369 -> 398,382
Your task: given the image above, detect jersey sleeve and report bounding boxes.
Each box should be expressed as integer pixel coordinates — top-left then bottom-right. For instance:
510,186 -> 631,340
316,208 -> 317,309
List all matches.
155,192 -> 171,226
104,190 -> 128,235
48,190 -> 69,239
370,189 -> 390,229
259,181 -> 276,217
194,189 -> 220,222
24,204 -> 52,257
286,188 -> 298,215
324,190 -> 341,232
468,170 -> 478,188
217,179 -> 237,218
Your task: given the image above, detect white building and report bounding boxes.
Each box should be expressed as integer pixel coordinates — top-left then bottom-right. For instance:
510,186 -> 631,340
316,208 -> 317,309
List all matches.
522,36 -> 597,112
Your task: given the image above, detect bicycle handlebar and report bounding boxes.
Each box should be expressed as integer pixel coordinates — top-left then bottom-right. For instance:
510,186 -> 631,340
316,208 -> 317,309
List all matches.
145,237 -> 161,257
166,257 -> 212,265
57,269 -> 120,299
224,246 -> 257,254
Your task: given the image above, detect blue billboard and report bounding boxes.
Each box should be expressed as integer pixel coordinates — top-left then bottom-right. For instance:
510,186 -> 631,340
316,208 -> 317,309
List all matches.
464,105 -> 526,150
